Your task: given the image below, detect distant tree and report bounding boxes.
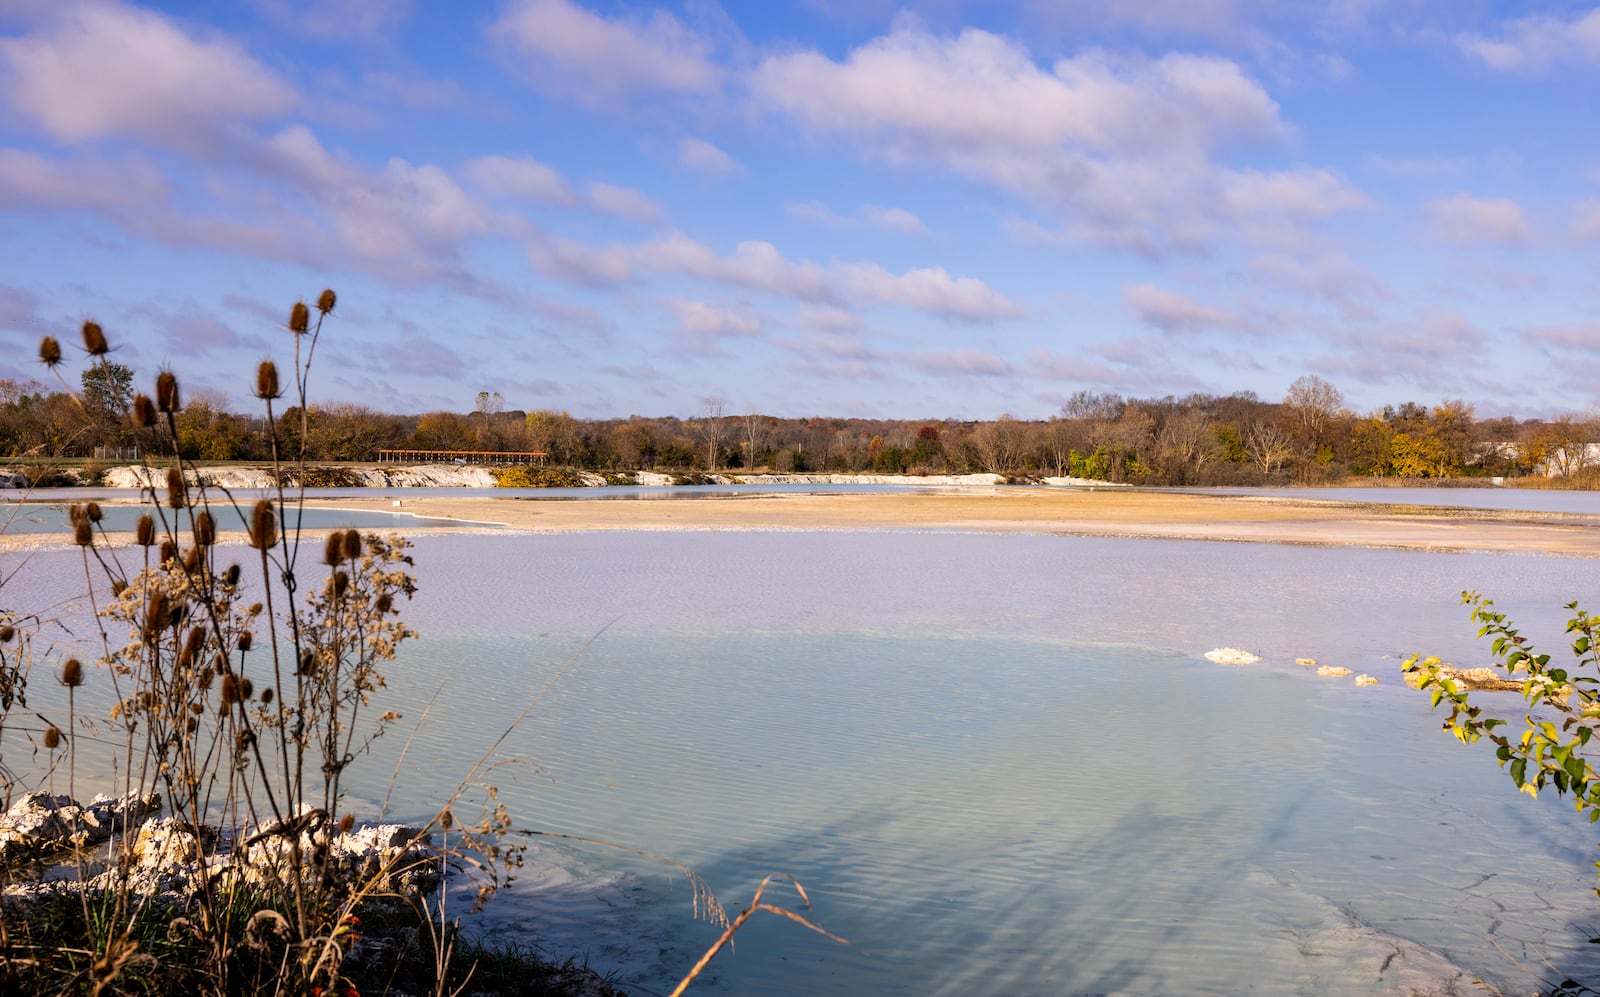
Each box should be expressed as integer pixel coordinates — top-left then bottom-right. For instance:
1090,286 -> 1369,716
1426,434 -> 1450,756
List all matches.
412,411 -> 476,451
474,391 -> 505,416
699,397 -> 728,472
1283,375 -> 1343,451
1244,420 -> 1292,476
81,361 -> 135,418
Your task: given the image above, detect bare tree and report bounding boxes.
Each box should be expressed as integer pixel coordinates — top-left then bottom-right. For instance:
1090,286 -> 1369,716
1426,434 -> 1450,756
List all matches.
700,397 -> 728,471
742,412 -> 766,470
1284,375 -> 1343,451
1245,420 -> 1293,475
970,415 -> 1030,475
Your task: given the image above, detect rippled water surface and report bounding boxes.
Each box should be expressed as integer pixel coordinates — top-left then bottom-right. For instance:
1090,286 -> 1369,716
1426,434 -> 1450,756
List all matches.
17,529 -> 1600,993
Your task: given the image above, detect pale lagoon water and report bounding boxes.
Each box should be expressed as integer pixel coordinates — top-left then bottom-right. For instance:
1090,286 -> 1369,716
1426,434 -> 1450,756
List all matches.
14,528 -> 1600,994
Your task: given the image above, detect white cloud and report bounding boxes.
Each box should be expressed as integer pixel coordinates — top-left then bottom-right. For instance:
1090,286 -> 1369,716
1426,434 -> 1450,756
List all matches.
1425,194 -> 1531,246
752,18 -> 1283,160
0,1 -> 295,148
1525,321 -> 1600,353
840,262 -> 1022,321
1124,282 -> 1253,333
862,204 -> 928,236
585,181 -> 662,224
0,147 -> 168,209
465,155 -> 574,204
671,299 -> 762,338
909,349 -> 1012,377
750,17 -> 1359,257
796,305 -> 861,331
529,230 -> 1020,321
1458,7 -> 1600,73
677,137 -> 740,175
786,200 -> 851,227
491,0 -> 719,105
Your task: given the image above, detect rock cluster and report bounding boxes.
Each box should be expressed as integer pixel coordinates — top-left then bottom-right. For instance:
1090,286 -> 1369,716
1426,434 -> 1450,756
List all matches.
1,793 -> 438,908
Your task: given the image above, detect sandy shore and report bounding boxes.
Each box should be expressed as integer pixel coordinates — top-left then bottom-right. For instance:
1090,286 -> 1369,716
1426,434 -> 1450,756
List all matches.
303,489 -> 1600,556
7,489 -> 1600,555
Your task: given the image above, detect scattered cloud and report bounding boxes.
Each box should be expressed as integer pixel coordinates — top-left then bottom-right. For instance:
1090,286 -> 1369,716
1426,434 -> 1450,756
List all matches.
1524,321 -> 1600,354
1248,252 -> 1387,321
0,148 -> 168,210
257,0 -> 414,40
585,182 -> 662,224
908,348 -> 1012,378
466,155 -> 574,206
490,0 -> 720,105
1457,7 -> 1600,73
786,200 -> 851,227
862,205 -> 928,236
677,138 -> 740,175
529,230 -> 1020,321
670,299 -> 764,347
1425,194 -> 1531,246
1124,282 -> 1253,333
0,1 -> 296,149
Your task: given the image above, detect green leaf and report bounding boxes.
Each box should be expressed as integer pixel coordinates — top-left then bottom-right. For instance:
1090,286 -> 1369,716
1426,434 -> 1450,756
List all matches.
1511,757 -> 1528,786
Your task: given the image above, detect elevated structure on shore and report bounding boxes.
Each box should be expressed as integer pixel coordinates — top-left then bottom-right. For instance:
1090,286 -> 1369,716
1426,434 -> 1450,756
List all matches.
375,448 -> 549,466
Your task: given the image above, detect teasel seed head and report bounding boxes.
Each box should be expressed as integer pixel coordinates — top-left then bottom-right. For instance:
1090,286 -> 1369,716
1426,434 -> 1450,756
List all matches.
111,578 -> 127,597
236,631 -> 253,652
131,394 -> 156,427
69,503 -> 86,527
0,626 -> 12,642
324,532 -> 345,566
249,500 -> 277,550
194,511 -> 215,547
260,686 -> 273,706
61,658 -> 83,688
254,359 -> 282,400
341,528 -> 362,562
338,812 -> 354,833
155,370 -> 180,413
144,592 -> 169,643
220,674 -> 239,708
73,520 -> 93,547
298,648 -> 315,676
166,466 -> 186,509
43,726 -> 61,750
331,570 -> 350,599
85,501 -> 102,523
198,667 -> 215,691
223,563 -> 241,587
186,716 -> 198,734
136,514 -> 155,547
317,288 -> 337,314
440,809 -> 453,830
189,702 -> 204,715
239,677 -> 254,700
81,320 -> 108,356
39,336 -> 62,367
289,301 -> 310,334
183,546 -> 200,573
374,593 -> 393,614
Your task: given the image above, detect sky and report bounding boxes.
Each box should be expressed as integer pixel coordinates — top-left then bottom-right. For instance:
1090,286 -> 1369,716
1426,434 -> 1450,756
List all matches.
0,0 -> 1596,421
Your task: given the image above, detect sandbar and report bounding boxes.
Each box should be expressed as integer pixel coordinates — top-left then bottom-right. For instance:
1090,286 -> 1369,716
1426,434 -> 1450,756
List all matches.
6,489 -> 1598,555
306,489 -> 1600,556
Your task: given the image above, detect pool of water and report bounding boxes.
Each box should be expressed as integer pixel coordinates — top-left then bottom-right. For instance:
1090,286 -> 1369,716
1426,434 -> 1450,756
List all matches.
12,529 -> 1600,994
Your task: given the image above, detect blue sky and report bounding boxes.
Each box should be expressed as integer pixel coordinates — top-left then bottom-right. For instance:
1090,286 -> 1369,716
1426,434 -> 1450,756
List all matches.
0,0 -> 1596,421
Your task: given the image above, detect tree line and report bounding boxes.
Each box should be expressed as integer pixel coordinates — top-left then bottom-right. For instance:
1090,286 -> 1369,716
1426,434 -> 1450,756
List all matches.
2,368 -> 1594,485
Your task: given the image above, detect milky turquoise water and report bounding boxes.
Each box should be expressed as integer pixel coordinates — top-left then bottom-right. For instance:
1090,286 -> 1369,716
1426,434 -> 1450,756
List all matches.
14,528 -> 1600,994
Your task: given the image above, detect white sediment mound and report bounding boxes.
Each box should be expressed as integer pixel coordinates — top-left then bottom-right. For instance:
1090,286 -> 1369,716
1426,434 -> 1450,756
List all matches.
1205,647 -> 1263,665
1355,673 -> 1379,686
1295,657 -> 1317,667
1317,665 -> 1353,677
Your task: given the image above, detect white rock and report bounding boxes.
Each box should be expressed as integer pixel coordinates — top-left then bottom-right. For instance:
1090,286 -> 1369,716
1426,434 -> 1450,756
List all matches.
1205,647 -> 1263,665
